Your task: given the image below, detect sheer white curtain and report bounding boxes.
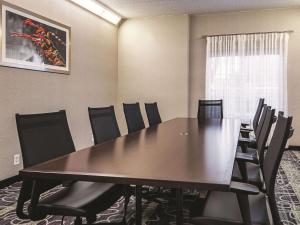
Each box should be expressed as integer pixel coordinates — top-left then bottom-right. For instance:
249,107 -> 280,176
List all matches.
205,33 -> 289,121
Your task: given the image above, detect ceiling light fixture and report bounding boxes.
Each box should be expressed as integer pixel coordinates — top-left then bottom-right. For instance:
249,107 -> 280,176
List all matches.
70,0 -> 122,25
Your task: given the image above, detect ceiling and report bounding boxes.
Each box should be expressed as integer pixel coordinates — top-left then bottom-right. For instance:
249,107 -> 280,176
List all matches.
99,0 -> 300,18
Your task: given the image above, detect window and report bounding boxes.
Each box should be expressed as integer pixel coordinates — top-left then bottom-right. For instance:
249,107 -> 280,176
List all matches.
206,33 -> 288,121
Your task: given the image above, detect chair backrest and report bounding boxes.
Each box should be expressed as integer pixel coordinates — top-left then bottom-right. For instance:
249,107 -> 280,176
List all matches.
16,110 -> 75,168
123,103 -> 145,133
262,114 -> 293,225
254,104 -> 267,137
145,102 -> 162,127
88,106 -> 120,145
256,107 -> 275,166
252,98 -> 264,131
197,100 -> 223,120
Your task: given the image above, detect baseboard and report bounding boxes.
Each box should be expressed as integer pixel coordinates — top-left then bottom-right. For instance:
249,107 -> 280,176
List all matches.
288,145 -> 300,151
0,175 -> 21,189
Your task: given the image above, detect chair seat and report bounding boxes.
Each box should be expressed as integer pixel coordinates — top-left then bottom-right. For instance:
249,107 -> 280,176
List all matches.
236,145 -> 257,155
37,181 -> 124,217
246,163 -> 263,187
246,148 -> 257,155
232,162 -> 262,188
232,161 -> 242,179
238,137 -> 257,150
191,191 -> 268,225
239,133 -> 256,142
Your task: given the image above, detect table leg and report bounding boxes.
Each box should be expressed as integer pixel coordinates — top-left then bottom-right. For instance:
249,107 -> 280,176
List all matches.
176,188 -> 183,225
135,185 -> 142,225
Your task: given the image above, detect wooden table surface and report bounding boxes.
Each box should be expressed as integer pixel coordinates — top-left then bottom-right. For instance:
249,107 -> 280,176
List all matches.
20,118 -> 241,191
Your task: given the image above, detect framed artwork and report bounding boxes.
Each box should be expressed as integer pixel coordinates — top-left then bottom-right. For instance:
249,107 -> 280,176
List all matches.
0,1 -> 71,74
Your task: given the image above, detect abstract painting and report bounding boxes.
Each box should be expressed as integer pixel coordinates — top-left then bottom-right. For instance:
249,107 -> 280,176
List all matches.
0,1 -> 70,74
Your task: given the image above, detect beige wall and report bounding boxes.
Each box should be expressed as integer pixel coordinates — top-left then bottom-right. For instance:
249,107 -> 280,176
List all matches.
0,0 -> 118,179
117,15 -> 190,134
189,8 -> 300,145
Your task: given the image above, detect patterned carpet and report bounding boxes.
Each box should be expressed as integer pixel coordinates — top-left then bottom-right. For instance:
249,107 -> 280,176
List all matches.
0,151 -> 299,225
275,151 -> 300,225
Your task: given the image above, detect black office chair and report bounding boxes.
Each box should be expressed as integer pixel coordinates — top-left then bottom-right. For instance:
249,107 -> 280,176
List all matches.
234,107 -> 275,188
88,106 -> 121,144
191,114 -> 293,225
145,102 -> 162,127
16,110 -> 128,225
241,98 -> 264,130
240,101 -> 278,143
239,104 -> 268,153
197,100 -> 223,120
123,103 -> 170,202
123,103 -> 145,133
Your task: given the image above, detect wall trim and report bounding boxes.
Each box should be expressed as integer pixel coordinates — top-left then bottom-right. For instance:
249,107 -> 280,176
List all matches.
288,145 -> 300,151
0,175 -> 21,189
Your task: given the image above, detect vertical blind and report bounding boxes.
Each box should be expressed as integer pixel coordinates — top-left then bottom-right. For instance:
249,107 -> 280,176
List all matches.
205,32 -> 289,121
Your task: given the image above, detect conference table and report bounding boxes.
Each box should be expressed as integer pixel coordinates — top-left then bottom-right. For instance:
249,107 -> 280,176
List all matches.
19,118 -> 241,225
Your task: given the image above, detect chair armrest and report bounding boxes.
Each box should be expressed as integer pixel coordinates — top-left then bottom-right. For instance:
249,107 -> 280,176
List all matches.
240,127 -> 253,132
241,123 -> 250,128
235,152 -> 258,164
230,181 -> 260,195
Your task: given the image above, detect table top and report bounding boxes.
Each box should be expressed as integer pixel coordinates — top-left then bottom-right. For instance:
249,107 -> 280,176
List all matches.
20,118 -> 241,190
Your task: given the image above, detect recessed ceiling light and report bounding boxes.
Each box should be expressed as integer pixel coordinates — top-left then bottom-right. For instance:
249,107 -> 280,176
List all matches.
70,0 -> 122,25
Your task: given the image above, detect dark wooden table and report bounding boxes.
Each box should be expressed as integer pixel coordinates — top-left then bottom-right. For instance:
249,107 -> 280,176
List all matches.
19,118 -> 241,225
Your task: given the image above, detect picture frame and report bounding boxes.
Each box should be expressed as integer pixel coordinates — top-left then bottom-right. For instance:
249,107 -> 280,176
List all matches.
0,1 -> 71,74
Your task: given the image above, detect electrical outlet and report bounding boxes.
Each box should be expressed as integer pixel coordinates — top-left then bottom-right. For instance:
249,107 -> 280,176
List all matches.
14,154 -> 20,165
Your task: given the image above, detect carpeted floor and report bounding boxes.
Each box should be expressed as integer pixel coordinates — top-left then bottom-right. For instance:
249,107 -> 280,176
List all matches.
0,151 -> 299,225
275,151 -> 300,225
